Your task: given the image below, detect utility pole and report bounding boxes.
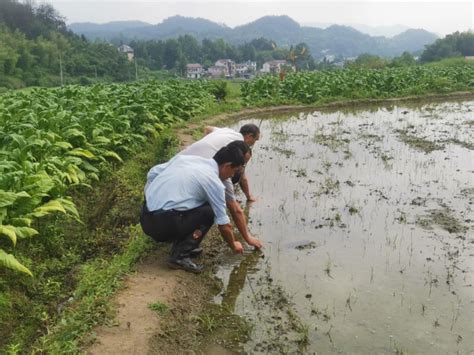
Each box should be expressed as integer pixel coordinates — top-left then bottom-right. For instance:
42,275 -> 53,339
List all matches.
59,52 -> 64,86
135,57 -> 138,81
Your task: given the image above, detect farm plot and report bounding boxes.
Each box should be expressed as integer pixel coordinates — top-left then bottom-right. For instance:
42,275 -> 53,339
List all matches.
216,100 -> 474,353
0,80 -> 219,276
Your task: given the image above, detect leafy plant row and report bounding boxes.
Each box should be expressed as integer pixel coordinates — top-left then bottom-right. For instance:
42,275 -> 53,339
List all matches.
0,79 -> 221,275
241,64 -> 474,105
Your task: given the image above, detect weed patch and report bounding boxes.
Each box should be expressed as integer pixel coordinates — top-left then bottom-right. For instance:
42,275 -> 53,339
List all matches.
148,301 -> 169,316
396,130 -> 445,153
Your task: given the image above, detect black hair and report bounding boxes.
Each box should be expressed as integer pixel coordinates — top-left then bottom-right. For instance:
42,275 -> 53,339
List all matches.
226,140 -> 251,156
213,144 -> 245,167
239,123 -> 260,137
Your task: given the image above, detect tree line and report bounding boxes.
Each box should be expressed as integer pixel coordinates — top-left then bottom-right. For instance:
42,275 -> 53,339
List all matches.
345,32 -> 474,69
0,0 -> 134,88
129,36 -> 316,73
420,31 -> 474,62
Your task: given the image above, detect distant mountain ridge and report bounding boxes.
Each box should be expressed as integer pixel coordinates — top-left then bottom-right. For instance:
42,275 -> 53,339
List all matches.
302,22 -> 411,38
69,15 -> 438,58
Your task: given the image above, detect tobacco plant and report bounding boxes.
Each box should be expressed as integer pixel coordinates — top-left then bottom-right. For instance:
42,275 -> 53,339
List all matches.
0,80 -> 220,275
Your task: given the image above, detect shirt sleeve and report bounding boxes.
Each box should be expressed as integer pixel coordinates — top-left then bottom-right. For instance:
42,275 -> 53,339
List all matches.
201,175 -> 230,225
223,178 -> 236,201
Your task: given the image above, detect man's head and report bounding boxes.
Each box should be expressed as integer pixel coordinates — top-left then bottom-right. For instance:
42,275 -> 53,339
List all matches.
240,124 -> 260,147
226,141 -> 252,184
213,143 -> 246,181
227,140 -> 252,164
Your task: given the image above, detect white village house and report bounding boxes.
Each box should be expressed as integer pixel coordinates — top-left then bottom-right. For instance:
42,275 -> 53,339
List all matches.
261,60 -> 289,74
208,59 -> 236,78
186,59 -> 257,79
207,65 -> 226,78
235,61 -> 257,76
117,44 -> 134,61
186,63 -> 205,79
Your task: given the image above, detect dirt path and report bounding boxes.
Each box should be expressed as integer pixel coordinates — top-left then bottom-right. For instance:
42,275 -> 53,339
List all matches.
85,232 -> 238,354
87,249 -> 177,355
84,91 -> 474,354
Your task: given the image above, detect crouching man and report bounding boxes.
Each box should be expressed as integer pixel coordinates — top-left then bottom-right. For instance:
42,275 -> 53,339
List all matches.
140,142 -> 245,273
179,124 -> 262,249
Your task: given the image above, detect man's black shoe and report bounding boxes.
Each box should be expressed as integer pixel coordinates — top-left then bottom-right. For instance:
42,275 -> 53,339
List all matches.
167,257 -> 203,273
189,247 -> 203,258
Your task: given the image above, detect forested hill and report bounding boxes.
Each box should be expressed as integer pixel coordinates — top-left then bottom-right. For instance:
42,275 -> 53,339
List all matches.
69,15 -> 439,58
420,31 -> 474,62
0,0 -> 135,89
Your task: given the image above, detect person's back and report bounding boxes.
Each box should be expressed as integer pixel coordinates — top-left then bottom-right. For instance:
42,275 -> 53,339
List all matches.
145,155 -> 223,214
179,127 -> 243,158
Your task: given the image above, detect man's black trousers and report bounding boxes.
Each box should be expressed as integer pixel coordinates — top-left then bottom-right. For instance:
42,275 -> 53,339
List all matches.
140,202 -> 214,260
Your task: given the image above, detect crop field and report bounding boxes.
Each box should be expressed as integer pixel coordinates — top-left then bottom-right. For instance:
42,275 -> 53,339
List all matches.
241,64 -> 474,105
0,80 -> 221,275
0,79 -> 230,351
217,100 -> 474,353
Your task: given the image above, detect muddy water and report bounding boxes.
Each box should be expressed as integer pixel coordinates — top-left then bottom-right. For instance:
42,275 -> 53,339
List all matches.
215,100 -> 474,353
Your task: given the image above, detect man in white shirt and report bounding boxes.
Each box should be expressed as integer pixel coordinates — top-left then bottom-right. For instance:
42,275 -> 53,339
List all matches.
179,124 -> 262,249
140,143 -> 246,273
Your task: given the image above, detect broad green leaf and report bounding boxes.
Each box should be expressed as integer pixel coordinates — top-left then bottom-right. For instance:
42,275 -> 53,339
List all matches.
10,217 -> 32,227
23,172 -> 55,195
9,133 -> 27,148
31,199 -> 67,218
64,128 -> 86,140
0,160 -> 21,172
57,198 -> 81,221
92,128 -> 103,138
68,148 -> 96,159
15,191 -> 31,199
0,249 -> 33,276
0,208 -> 7,224
0,190 -> 17,208
56,110 -> 66,121
103,150 -> 123,162
66,166 -> 79,184
88,173 -> 100,182
92,136 -> 111,145
0,225 -> 17,246
80,161 -> 99,173
15,226 -> 39,239
154,123 -> 165,131
54,141 -> 73,150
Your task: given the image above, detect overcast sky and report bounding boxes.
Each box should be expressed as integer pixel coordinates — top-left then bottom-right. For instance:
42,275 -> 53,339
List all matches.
46,0 -> 473,36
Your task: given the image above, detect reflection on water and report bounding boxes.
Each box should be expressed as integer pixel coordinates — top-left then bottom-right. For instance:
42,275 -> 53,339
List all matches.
221,250 -> 263,311
216,100 -> 474,354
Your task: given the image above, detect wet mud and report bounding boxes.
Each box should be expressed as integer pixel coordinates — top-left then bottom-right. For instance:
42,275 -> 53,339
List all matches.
215,100 -> 474,353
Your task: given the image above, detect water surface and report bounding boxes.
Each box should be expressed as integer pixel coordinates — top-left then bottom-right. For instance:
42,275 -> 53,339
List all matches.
216,100 -> 474,354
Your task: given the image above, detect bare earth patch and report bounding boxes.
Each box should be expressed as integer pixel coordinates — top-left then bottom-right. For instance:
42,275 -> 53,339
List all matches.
86,248 -> 179,354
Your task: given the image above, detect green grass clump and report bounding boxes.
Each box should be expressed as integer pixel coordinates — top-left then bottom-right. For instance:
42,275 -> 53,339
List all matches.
148,301 -> 169,315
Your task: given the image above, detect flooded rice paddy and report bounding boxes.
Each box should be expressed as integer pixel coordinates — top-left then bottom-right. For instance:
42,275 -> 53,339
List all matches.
216,100 -> 474,354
